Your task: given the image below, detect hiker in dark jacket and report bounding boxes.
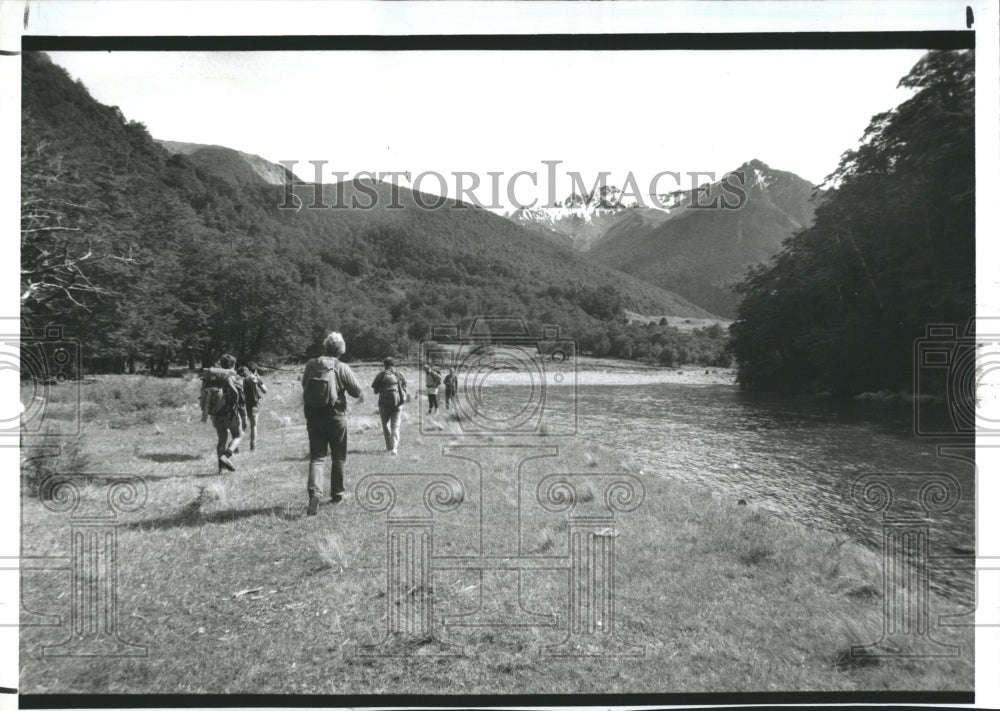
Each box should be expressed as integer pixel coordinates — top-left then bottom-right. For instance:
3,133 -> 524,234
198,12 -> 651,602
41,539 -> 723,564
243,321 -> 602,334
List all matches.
444,367 -> 457,409
241,362 -> 267,451
371,357 -> 407,455
202,354 -> 244,473
301,331 -> 363,516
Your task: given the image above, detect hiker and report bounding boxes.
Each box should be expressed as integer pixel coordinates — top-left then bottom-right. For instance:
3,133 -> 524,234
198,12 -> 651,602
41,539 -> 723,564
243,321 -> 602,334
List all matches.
424,364 -> 442,414
371,357 -> 408,455
200,354 -> 246,473
443,367 -> 457,409
241,362 -> 267,451
301,331 -> 363,516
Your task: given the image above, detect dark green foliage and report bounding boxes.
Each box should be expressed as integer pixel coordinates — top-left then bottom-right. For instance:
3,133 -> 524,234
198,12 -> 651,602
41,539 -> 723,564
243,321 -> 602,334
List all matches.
730,51 -> 974,395
21,52 -> 715,371
577,320 -> 730,366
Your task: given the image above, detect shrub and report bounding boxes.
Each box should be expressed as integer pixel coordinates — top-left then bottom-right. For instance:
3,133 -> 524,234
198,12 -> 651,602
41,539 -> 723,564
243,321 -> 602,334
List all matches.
86,375 -> 191,414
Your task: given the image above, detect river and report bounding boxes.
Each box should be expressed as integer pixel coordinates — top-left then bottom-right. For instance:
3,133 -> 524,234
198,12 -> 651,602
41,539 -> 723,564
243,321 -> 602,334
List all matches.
467,380 -> 976,599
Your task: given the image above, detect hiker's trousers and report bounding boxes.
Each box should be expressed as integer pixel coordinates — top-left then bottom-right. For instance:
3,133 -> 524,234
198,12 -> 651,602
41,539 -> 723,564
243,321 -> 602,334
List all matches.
379,405 -> 401,452
305,412 -> 347,497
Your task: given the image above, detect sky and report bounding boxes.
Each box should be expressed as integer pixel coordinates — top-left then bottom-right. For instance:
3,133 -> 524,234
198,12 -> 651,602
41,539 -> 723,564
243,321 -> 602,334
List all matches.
44,48 -> 926,208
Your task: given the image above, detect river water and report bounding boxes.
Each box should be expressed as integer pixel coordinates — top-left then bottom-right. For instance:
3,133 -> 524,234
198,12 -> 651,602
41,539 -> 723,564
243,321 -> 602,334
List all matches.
571,382 -> 976,598
470,380 -> 976,598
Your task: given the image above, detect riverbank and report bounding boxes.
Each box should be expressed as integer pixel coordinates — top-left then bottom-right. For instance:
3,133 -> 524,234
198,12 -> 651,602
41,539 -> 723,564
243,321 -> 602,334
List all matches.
19,373 -> 972,695
346,357 -> 737,387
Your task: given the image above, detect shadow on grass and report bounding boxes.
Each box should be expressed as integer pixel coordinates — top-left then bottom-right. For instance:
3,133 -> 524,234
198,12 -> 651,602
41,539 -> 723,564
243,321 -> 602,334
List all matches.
138,452 -> 203,463
141,470 -> 220,482
282,449 -> 367,457
125,505 -> 299,531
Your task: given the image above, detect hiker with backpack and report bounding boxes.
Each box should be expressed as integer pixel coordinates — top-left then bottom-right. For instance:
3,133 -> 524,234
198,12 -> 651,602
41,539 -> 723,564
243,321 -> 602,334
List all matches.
371,357 -> 408,455
200,354 -> 246,473
301,331 -> 363,516
424,364 -> 442,414
241,362 -> 267,451
444,367 -> 457,409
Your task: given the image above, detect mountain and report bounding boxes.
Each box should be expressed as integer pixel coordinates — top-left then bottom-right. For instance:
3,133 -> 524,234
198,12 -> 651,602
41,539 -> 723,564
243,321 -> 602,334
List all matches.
157,140 -> 295,186
21,52 -> 718,371
587,161 -> 823,317
507,184 -> 677,252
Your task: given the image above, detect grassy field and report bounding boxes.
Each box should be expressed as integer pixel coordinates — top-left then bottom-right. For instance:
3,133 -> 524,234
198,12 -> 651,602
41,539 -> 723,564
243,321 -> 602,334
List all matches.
19,368 -> 973,694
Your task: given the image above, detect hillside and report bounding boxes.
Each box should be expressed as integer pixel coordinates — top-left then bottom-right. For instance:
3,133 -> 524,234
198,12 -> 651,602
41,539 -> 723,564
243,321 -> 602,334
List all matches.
157,140 -> 295,186
587,161 -> 823,317
21,52 -> 717,372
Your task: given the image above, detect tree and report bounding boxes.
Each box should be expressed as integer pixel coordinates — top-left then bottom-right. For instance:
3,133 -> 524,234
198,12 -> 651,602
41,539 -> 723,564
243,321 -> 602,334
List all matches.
20,137 -> 135,313
730,50 -> 974,395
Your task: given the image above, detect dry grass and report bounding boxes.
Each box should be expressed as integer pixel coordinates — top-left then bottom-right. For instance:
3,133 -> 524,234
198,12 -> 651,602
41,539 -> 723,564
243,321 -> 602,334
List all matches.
18,369 -> 974,695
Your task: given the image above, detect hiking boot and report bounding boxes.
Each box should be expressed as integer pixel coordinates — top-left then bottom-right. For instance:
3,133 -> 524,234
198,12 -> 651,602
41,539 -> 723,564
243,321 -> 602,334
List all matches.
390,449 -> 398,456
250,442 -> 256,451
218,454 -> 236,472
307,495 -> 319,516
331,491 -> 349,504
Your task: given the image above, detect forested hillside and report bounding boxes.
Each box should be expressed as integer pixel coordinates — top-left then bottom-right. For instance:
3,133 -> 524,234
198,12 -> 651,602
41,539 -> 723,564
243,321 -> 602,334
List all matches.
21,52 -> 722,372
729,51 -> 974,396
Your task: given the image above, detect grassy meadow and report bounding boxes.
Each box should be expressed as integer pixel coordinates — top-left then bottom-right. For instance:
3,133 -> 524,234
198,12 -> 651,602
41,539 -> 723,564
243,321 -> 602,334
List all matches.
19,368 -> 974,694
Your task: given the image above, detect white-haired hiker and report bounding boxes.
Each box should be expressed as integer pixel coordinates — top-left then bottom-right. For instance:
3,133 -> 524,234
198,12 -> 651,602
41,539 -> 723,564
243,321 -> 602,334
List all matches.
301,331 -> 363,516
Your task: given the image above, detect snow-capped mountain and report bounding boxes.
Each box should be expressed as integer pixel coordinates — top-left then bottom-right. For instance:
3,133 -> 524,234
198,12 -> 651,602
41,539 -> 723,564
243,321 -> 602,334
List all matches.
506,160 -> 822,316
587,159 -> 824,318
506,184 -> 681,251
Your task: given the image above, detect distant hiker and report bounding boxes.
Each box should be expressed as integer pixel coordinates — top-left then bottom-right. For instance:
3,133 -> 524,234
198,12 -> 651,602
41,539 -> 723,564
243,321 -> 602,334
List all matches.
200,354 -> 246,473
444,367 -> 457,409
371,357 -> 408,455
301,331 -> 363,516
424,364 -> 442,414
242,362 -> 267,451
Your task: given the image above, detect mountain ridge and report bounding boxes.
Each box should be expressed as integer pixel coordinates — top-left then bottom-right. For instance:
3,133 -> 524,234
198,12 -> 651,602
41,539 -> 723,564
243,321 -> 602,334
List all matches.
22,51 -> 722,370
588,161 -> 823,317
157,139 -> 296,186
506,160 -> 823,317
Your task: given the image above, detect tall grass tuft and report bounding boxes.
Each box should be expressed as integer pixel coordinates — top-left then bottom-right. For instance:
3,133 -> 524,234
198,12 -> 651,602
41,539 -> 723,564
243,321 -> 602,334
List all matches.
312,530 -> 347,572
179,483 -> 228,520
21,429 -> 92,497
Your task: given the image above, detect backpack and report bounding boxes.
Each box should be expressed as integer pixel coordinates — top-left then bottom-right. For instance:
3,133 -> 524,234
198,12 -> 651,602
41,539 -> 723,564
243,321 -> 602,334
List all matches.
304,369 -> 337,409
202,386 -> 224,418
222,375 -> 244,412
377,369 -> 402,410
203,372 -> 242,418
244,375 -> 263,408
427,369 -> 442,388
